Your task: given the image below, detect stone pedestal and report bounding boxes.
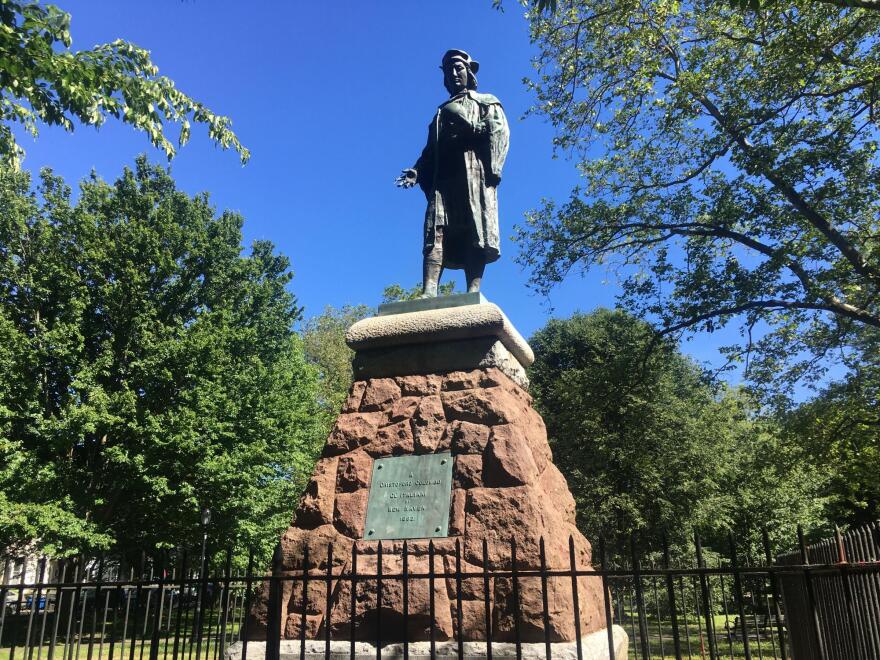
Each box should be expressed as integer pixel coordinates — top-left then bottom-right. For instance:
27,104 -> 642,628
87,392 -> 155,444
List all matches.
248,296 -> 623,654
228,625 -> 628,660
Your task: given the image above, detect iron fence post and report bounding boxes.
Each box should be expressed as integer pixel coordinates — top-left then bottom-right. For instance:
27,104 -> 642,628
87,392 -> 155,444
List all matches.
218,548 -> 233,660
401,541 -> 408,660
23,557 -> 47,660
798,525 -> 826,660
349,544 -> 358,660
241,548 -> 254,660
455,540 -> 464,660
664,536 -> 683,660
482,540 -> 492,660
126,556 -> 143,660
835,527 -> 863,659
510,540 -> 522,660
539,538 -> 551,660
762,530 -> 787,660
172,550 -> 188,660
325,544 -> 333,660
596,537 -> 610,660
729,534 -> 752,660
0,558 -> 9,656
149,553 -> 166,660
265,543 -> 283,660
300,545 -> 309,660
696,534 -> 718,660
9,555 -> 27,660
630,535 -> 650,660
428,541 -> 435,660
375,542 -> 382,660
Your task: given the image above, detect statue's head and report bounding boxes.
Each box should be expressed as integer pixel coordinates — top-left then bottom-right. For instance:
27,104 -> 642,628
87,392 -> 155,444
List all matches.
441,49 -> 479,95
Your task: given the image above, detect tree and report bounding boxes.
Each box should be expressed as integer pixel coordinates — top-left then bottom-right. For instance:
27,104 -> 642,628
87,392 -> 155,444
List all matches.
528,309 -> 826,558
781,339 -> 880,527
302,303 -> 372,431
729,0 -> 880,10
0,2 -> 248,167
515,0 -> 880,399
0,157 -> 321,560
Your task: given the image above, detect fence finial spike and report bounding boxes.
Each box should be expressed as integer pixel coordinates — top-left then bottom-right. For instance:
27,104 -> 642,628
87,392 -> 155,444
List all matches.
834,525 -> 847,563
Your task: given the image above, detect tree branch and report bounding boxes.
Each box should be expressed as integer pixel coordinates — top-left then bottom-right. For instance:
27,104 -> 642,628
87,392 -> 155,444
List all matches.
813,0 -> 880,11
659,299 -> 880,338
695,93 -> 880,287
628,141 -> 732,192
607,219 -> 880,327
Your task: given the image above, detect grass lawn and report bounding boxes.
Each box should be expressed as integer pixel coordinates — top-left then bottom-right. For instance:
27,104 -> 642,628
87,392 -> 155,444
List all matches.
1,606 -> 244,660
619,615 -> 788,660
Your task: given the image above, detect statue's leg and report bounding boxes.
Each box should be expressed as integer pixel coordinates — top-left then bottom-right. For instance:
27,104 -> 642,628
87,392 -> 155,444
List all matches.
464,249 -> 485,293
422,228 -> 444,298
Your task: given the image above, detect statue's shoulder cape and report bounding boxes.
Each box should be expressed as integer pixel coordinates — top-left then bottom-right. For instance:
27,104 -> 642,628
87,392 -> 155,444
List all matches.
438,91 -> 503,109
469,91 -> 503,106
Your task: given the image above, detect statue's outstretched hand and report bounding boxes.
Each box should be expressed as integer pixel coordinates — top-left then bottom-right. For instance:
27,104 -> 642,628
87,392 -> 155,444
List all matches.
395,168 -> 417,189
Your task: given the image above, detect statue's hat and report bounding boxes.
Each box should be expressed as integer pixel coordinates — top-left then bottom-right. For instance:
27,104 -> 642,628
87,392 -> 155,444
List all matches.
441,49 -> 480,74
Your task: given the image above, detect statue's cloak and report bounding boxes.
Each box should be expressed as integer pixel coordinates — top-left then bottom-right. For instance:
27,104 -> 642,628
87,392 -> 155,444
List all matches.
414,90 -> 510,269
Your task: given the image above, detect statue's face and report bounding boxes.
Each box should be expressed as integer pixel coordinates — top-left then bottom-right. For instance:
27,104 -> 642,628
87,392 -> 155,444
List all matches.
444,59 -> 469,94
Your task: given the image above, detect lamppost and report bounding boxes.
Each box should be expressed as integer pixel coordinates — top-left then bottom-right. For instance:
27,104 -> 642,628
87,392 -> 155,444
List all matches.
194,507 -> 211,658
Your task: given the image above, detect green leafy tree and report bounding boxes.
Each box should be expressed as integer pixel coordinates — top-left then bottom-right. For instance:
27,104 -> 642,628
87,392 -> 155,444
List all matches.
0,1 -> 248,167
781,333 -> 880,527
728,0 -> 880,10
516,0 -> 880,399
498,0 -> 880,15
302,304 -> 372,430
528,309 -> 826,558
0,158 -> 321,560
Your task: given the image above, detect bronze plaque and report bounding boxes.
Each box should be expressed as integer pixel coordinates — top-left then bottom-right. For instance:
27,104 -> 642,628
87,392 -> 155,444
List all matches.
363,452 -> 453,540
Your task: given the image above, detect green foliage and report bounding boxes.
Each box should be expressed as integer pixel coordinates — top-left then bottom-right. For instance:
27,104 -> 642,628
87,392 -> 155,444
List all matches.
516,0 -> 880,399
302,304 -> 372,432
780,330 -> 880,526
0,2 -> 249,167
494,0 -> 880,19
0,158 -> 321,561
729,0 -> 880,10
528,309 -> 826,558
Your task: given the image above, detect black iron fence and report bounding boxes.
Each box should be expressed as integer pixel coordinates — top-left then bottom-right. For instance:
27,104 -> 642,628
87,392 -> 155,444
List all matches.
2,525 -> 879,660
0,550 -> 253,660
776,522 -> 880,660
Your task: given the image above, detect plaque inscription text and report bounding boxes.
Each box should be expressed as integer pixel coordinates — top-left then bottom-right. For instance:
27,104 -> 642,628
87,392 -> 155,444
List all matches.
363,453 -> 453,540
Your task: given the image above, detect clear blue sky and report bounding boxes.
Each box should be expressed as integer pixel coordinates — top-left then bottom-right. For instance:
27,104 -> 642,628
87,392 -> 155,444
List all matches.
21,0 -> 744,376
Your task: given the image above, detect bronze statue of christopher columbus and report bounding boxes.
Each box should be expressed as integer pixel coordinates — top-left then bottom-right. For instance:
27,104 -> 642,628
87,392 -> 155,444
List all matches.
396,49 -> 510,297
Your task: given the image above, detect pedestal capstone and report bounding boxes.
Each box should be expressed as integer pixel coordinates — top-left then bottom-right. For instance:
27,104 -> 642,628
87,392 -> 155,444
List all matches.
245,294 -> 626,659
